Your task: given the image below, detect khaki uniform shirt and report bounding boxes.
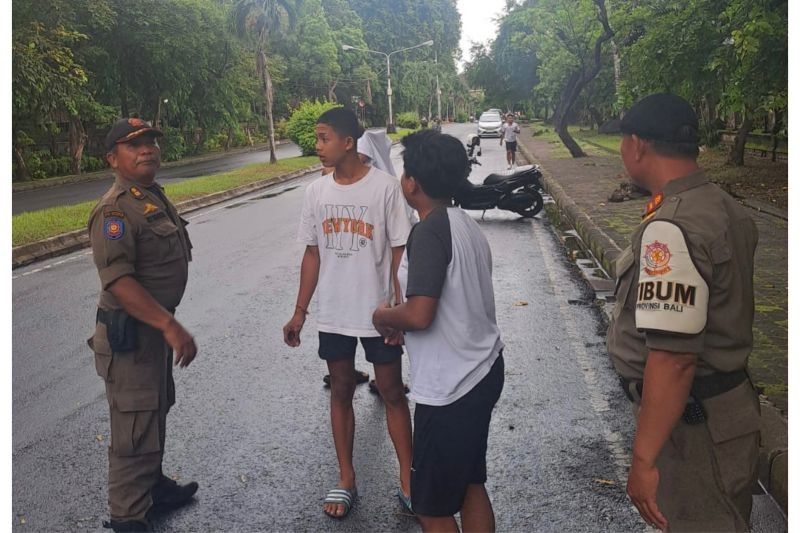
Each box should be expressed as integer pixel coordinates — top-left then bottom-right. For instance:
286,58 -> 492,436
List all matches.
88,176 -> 192,311
607,170 -> 758,380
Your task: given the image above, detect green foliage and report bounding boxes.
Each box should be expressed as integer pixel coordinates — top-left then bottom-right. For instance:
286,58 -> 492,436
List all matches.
456,111 -> 469,123
395,112 -> 420,129
286,100 -> 341,155
274,118 -> 289,140
160,127 -> 188,162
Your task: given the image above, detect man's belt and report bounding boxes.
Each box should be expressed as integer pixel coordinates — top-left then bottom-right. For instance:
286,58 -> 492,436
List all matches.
619,370 -> 748,402
619,370 -> 749,425
97,307 -> 175,324
96,307 -> 175,352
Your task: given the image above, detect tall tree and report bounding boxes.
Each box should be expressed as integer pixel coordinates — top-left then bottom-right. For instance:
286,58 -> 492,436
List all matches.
532,0 -> 615,157
233,0 -> 296,163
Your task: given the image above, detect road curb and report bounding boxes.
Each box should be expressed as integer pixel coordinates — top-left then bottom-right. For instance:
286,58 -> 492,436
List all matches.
518,137 -> 789,516
12,162 -> 322,269
12,140 -> 291,193
517,142 -> 623,276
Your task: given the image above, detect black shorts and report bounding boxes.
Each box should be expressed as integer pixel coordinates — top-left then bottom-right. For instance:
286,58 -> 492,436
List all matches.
505,140 -> 517,153
410,354 -> 505,516
318,332 -> 402,365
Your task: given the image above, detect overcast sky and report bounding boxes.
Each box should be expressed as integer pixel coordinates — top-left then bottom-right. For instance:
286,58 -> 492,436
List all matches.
456,0 -> 507,70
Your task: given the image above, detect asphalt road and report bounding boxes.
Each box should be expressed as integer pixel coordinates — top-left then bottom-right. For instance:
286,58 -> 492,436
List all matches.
12,123 -> 784,532
11,142 -> 303,215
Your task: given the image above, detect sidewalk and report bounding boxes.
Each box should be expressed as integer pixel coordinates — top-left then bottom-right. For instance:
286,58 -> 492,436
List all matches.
515,126 -> 788,512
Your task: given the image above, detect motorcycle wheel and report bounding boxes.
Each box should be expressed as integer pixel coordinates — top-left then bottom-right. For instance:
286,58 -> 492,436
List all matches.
513,190 -> 544,218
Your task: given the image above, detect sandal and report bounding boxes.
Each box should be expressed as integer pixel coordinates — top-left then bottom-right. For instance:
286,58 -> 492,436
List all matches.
323,370 -> 370,388
397,488 -> 414,515
368,379 -> 410,395
323,486 -> 357,519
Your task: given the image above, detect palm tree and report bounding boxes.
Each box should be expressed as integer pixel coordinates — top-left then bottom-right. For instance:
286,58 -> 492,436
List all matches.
233,0 -> 295,163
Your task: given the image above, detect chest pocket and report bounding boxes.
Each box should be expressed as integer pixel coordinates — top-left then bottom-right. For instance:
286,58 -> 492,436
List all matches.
612,247 -> 636,320
139,219 -> 185,264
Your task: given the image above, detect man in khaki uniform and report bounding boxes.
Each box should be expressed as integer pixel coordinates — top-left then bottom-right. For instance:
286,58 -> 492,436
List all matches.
607,94 -> 760,532
88,118 -> 199,532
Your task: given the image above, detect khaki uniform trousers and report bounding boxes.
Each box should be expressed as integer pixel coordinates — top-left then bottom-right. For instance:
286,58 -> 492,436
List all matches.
631,380 -> 761,532
90,321 -> 175,521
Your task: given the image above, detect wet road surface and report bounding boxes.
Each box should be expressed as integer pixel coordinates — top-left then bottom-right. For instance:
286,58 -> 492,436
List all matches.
12,142 -> 304,214
15,124 -> 779,531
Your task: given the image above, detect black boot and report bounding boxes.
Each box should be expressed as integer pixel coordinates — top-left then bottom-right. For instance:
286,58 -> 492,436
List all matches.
102,518 -> 151,532
150,475 -> 199,512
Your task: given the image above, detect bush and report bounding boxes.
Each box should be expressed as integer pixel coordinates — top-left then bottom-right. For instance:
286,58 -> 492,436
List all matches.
395,111 -> 420,129
81,155 -> 106,172
456,111 -> 469,123
273,118 -> 289,140
286,100 -> 341,156
160,126 -> 188,162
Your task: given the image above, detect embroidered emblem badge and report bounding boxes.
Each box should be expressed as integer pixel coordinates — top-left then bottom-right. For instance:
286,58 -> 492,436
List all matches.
643,240 -> 672,276
143,202 -> 159,215
104,217 -> 125,240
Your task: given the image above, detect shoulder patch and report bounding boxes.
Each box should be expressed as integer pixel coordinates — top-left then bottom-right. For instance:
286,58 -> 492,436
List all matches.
129,186 -> 145,200
103,217 -> 125,240
143,202 -> 159,215
635,220 -> 709,335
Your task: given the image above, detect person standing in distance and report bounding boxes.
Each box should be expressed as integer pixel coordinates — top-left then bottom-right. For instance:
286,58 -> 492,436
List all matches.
499,113 -> 520,169
607,94 -> 760,532
88,118 -> 199,532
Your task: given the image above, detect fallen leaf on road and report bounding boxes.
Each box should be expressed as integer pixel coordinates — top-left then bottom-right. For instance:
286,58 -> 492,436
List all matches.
239,474 -> 247,484
96,435 -> 104,442
593,478 -> 616,486
20,517 -> 26,524
514,301 -> 529,306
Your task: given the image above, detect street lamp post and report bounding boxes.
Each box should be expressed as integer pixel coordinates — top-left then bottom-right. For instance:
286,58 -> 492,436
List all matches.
343,39 -> 434,133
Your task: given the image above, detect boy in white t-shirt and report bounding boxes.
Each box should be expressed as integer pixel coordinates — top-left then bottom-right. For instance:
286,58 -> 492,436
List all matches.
500,113 -> 521,169
283,108 -> 413,519
373,130 -> 505,532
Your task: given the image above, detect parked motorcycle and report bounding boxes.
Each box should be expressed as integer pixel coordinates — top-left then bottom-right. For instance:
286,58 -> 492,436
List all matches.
456,135 -> 545,218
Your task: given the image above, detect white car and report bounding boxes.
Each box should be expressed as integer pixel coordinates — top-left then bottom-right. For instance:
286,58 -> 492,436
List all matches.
477,112 -> 503,137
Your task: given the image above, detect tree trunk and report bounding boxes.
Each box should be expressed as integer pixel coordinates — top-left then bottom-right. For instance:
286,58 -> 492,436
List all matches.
610,38 -> 623,119
258,50 -> 278,163
727,115 -> 753,166
68,115 -> 88,175
553,72 -> 588,158
328,79 -> 338,103
13,144 -> 30,181
588,106 -> 603,130
771,109 -> 782,162
225,125 -> 233,151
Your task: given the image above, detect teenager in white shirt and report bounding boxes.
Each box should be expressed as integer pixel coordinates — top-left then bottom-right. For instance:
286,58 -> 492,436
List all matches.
283,108 -> 413,519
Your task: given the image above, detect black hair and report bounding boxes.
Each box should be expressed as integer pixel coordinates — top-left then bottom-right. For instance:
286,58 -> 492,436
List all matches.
317,107 -> 364,143
401,130 -> 470,200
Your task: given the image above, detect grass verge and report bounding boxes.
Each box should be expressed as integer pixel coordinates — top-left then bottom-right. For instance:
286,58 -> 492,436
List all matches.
387,127 -> 417,142
12,156 -> 319,247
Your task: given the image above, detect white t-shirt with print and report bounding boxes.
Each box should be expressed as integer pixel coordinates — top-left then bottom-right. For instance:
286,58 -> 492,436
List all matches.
298,167 -> 412,337
501,122 -> 520,142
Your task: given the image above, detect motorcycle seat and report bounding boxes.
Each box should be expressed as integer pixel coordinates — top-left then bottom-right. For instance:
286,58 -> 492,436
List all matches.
483,164 -> 536,185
